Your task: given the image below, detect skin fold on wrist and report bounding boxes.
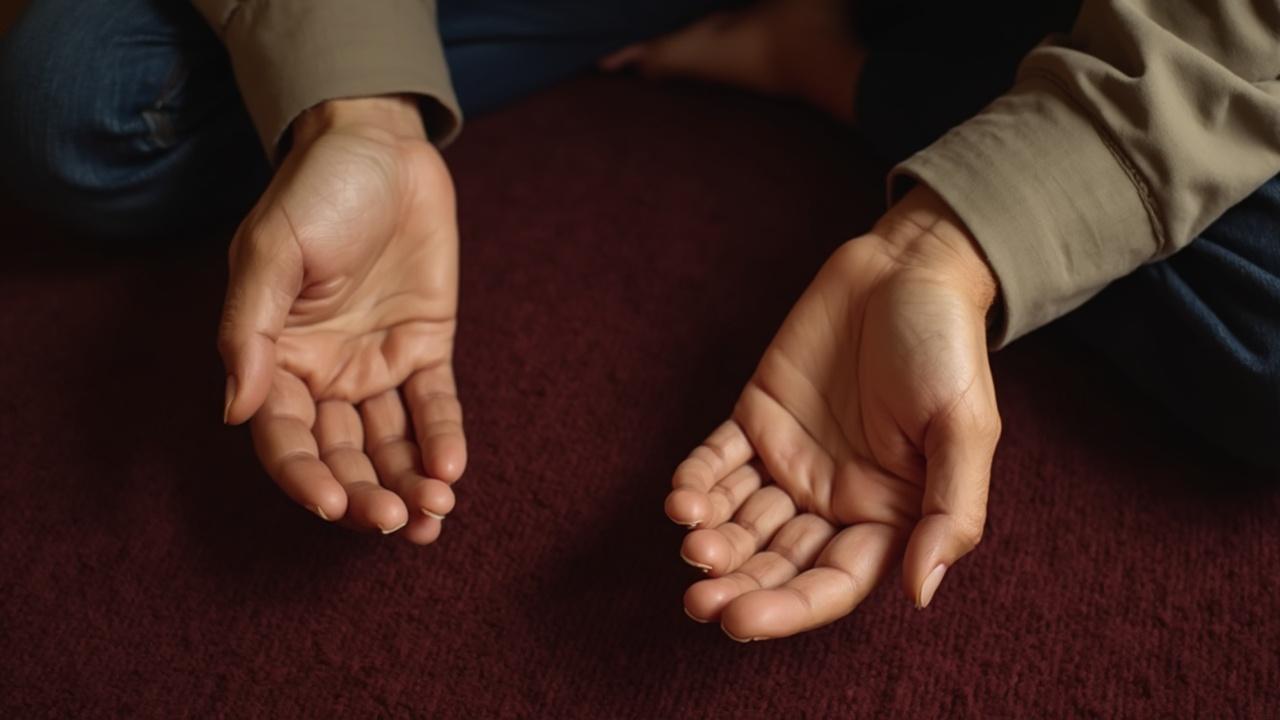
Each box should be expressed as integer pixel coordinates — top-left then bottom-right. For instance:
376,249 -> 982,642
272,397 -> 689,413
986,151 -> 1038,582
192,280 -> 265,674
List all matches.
875,184 -> 1000,316
289,95 -> 427,152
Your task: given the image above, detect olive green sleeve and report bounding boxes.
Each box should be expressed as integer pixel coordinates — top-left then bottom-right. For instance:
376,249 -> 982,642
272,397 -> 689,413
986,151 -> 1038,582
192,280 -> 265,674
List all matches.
890,0 -> 1280,346
191,0 -> 461,161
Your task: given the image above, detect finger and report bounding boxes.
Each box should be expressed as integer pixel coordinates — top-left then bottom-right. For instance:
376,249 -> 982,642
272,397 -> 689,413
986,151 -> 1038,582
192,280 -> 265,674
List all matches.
720,522 -> 903,641
362,388 -> 456,521
735,377 -> 838,514
397,513 -> 444,546
680,485 -> 796,576
695,463 -> 765,529
666,419 -> 755,528
404,363 -> 467,483
250,370 -> 346,522
902,397 -> 1000,609
219,212 -> 303,425
684,513 -> 834,622
315,400 -> 408,534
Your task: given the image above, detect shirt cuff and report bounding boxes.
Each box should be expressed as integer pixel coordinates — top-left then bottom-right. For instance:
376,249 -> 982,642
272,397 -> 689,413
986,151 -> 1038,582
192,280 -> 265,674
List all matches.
888,72 -> 1159,347
217,0 -> 461,161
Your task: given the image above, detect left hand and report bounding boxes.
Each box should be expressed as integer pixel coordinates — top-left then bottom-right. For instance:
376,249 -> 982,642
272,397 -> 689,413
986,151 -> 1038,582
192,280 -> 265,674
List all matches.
667,184 -> 1001,639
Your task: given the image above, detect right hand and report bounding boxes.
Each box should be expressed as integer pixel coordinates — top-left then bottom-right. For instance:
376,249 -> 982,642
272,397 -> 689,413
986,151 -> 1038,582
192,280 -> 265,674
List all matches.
219,96 -> 465,544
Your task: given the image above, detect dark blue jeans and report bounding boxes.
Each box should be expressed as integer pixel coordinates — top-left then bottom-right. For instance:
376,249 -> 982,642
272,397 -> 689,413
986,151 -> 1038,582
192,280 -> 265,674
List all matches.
0,0 -> 738,236
1,0 -> 1277,468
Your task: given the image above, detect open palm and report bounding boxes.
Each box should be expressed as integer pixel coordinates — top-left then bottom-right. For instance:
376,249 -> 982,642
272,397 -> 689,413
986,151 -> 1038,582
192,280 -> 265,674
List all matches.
667,186 -> 1000,639
220,107 -> 464,543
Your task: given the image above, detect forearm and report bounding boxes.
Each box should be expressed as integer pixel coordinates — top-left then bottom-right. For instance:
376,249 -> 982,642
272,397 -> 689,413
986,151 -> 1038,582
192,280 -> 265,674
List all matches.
890,0 -> 1280,345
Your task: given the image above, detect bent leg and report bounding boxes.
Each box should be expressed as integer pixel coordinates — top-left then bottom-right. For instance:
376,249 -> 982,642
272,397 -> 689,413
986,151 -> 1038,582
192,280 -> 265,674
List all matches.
1063,176 -> 1280,470
2,0 -> 742,236
0,0 -> 265,238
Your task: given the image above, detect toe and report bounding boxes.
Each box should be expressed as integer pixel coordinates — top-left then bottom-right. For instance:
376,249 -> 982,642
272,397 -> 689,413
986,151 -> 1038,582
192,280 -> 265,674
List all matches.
599,43 -> 646,71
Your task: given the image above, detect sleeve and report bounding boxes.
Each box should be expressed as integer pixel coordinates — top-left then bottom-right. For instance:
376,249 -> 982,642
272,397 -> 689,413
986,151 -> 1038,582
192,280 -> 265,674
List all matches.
888,0 -> 1280,346
190,0 -> 461,161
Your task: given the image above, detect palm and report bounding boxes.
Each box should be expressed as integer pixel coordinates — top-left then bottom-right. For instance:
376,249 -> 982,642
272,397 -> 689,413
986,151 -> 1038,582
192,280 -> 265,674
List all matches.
222,126 -> 465,544
668,230 -> 998,640
266,131 -> 457,403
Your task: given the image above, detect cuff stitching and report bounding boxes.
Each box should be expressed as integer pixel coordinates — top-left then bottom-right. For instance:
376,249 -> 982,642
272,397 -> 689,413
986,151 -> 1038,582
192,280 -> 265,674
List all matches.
1021,68 -> 1168,261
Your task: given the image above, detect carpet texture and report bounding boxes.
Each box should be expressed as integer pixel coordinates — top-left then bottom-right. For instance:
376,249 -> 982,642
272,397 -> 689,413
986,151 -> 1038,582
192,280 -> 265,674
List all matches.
1,76 -> 1277,718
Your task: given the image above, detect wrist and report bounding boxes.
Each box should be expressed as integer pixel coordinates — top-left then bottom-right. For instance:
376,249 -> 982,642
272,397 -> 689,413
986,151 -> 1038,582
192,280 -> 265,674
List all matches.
874,184 -> 999,315
291,95 -> 427,150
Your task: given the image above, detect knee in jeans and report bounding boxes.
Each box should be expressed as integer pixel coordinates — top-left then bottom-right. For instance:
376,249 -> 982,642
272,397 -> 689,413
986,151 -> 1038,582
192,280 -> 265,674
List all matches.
0,3 -> 164,227
4,31 -> 106,190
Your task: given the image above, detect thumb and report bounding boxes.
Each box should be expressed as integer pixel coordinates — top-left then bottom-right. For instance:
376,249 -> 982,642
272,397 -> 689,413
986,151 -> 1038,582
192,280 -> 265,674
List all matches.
902,400 -> 1001,609
218,212 -> 303,425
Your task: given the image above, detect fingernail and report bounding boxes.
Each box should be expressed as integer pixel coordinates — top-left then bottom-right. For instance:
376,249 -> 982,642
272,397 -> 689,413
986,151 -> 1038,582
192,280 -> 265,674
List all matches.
664,511 -> 699,529
422,508 -> 446,521
309,505 -> 330,522
679,551 -> 712,573
917,563 -> 948,609
684,607 -> 710,624
380,520 -> 407,535
721,626 -> 763,643
223,375 -> 237,424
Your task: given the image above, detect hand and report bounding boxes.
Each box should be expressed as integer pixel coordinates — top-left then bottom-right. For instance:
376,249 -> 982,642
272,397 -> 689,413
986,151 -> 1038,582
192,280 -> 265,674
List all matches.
667,184 -> 1001,639
219,96 -> 465,543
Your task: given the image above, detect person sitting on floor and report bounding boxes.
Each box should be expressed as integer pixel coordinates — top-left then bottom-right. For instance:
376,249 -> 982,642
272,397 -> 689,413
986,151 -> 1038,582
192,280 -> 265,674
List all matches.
1,0 -> 1277,641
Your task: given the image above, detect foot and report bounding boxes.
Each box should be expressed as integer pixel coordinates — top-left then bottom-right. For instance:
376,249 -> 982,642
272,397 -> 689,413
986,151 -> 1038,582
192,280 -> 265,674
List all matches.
600,0 -> 865,123
667,185 -> 1002,639
219,96 -> 465,544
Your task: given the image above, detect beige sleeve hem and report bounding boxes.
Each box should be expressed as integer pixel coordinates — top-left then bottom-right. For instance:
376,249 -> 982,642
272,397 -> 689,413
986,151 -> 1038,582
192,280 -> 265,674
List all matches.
199,0 -> 461,161
888,73 -> 1158,348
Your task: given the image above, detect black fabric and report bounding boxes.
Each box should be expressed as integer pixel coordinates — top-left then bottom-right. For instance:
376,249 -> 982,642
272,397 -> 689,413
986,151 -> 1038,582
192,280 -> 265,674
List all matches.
853,0 -> 1082,163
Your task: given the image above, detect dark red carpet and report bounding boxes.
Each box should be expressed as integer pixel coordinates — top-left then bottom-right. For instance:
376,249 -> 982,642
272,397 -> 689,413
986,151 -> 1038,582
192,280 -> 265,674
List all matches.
2,77 -> 1277,718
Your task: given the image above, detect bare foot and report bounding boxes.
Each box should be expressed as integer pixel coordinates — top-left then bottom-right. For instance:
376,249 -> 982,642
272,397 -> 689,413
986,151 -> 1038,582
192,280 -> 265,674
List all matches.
666,186 -> 1002,639
600,0 -> 865,123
